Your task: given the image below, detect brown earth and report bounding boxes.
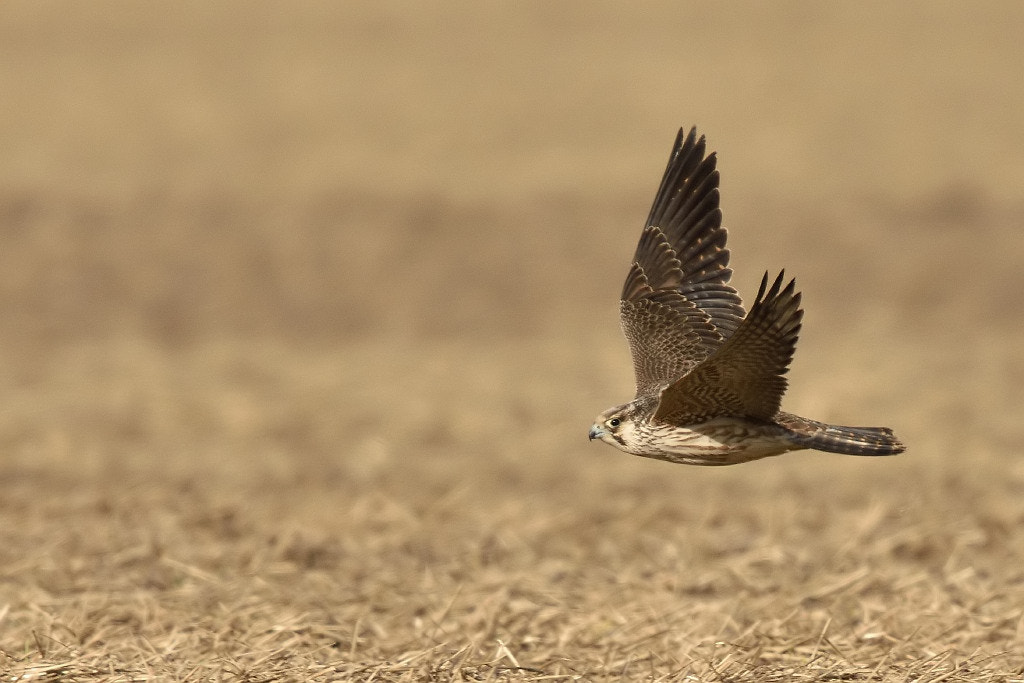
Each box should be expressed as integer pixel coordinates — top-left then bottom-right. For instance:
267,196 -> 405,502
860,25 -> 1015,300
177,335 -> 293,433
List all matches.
1,3 -> 1024,681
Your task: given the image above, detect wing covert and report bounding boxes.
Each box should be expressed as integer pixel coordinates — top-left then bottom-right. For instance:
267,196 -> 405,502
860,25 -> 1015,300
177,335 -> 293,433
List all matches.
621,259 -> 720,397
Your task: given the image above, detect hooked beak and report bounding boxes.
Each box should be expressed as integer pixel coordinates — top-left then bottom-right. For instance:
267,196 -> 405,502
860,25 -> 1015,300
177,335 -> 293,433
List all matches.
588,425 -> 606,441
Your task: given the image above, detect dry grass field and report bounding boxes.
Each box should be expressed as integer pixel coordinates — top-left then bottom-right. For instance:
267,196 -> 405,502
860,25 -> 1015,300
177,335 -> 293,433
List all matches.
3,3 -> 1024,681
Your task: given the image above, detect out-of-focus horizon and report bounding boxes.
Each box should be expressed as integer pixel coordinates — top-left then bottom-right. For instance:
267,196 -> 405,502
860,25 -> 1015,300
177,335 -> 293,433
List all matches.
2,3 -> 1023,344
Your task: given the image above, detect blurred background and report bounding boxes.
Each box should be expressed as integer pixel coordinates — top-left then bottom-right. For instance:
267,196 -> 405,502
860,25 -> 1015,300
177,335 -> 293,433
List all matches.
1,1 -> 1023,501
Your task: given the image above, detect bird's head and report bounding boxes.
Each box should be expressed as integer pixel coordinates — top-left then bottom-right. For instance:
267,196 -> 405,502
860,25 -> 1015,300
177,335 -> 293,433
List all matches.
589,403 -> 642,453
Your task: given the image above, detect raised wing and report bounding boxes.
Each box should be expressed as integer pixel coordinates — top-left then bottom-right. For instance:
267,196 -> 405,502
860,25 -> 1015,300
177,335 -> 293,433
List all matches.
621,128 -> 746,396
653,271 -> 803,424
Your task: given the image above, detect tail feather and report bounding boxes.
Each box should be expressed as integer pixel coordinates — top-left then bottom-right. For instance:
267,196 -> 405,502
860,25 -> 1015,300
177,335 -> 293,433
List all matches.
778,413 -> 905,456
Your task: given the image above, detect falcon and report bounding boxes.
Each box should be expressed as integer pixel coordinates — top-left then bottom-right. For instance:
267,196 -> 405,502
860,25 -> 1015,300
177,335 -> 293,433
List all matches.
589,127 -> 905,465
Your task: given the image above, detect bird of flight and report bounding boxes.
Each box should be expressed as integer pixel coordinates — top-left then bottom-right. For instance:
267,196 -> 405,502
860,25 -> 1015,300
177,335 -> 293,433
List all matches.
589,128 -> 905,466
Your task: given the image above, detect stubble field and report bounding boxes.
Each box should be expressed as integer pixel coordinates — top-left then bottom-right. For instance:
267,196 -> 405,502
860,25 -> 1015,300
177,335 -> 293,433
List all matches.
2,3 -> 1024,681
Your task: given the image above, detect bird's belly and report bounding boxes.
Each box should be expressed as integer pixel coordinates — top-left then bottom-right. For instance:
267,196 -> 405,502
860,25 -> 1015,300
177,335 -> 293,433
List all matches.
635,418 -> 794,466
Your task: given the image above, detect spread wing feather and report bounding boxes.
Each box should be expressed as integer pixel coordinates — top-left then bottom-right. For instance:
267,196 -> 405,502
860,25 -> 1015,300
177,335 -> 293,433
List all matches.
653,271 -> 803,424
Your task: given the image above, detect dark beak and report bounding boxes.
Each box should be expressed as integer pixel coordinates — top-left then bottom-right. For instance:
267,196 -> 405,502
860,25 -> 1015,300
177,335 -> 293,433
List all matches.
588,426 -> 601,441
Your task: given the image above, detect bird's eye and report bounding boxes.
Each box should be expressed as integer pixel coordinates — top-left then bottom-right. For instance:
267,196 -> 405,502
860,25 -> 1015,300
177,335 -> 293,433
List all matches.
608,418 -> 621,428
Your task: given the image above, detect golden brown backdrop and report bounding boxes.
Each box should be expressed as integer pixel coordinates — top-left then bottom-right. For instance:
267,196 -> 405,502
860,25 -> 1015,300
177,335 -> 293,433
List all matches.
1,3 -> 1023,680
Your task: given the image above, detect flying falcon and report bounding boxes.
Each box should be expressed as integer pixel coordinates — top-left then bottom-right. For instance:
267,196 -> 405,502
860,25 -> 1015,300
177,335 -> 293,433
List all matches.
589,127 -> 905,465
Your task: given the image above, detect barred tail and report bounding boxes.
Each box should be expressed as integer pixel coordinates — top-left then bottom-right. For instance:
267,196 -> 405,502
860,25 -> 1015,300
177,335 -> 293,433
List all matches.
778,413 -> 905,456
